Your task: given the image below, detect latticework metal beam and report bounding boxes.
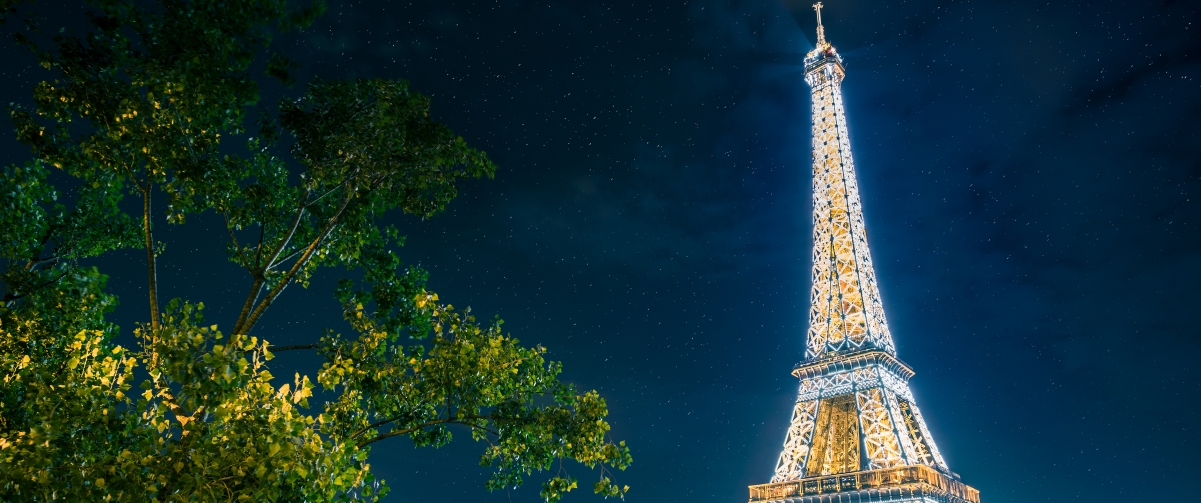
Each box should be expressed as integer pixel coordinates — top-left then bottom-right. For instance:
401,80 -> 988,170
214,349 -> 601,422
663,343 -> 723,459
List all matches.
757,5 -> 976,503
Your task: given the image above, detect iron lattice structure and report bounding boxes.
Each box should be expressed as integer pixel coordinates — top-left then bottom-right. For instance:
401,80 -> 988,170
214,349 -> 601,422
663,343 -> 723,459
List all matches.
749,5 -> 979,503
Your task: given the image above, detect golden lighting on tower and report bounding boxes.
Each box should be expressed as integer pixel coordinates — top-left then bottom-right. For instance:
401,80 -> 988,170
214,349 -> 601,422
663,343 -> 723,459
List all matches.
747,5 -> 980,503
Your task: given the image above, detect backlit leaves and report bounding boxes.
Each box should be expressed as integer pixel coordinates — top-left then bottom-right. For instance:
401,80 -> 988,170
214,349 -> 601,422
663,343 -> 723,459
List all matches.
0,0 -> 628,501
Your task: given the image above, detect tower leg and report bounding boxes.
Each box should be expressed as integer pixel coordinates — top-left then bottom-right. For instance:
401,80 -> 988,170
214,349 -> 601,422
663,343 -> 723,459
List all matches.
771,399 -> 818,482
883,388 -> 920,465
855,387 -> 906,469
903,398 -> 950,471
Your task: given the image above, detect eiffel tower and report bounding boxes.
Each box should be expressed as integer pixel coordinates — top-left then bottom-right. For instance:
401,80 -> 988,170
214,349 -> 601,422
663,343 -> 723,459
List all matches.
748,5 -> 980,503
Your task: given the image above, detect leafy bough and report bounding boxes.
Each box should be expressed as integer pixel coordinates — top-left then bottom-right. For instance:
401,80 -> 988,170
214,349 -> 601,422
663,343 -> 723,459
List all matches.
0,0 -> 631,500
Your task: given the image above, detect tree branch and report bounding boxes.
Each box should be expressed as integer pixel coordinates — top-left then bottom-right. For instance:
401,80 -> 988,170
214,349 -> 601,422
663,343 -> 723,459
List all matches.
238,193 -> 353,334
142,185 -> 160,330
232,276 -> 264,335
302,181 -> 348,210
24,255 -> 61,271
22,224 -> 58,271
264,245 -> 306,273
252,220 -> 265,269
261,192 -> 308,272
350,414 -> 415,440
1,270 -> 71,304
268,344 -> 315,352
354,416 -> 500,448
356,421 -> 446,448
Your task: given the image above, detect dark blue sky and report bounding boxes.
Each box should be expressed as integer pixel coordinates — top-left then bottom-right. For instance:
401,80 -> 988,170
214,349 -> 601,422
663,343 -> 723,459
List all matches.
3,1 -> 1200,502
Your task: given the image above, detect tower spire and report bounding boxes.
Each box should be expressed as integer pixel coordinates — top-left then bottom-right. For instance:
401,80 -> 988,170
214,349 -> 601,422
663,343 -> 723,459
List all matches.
813,2 -> 827,47
746,9 -> 980,503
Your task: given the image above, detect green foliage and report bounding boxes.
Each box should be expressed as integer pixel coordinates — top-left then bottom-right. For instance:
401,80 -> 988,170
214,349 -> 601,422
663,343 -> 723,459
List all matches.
0,0 -> 629,502
318,290 -> 632,501
0,268 -> 135,500
135,301 -> 371,502
0,160 -> 140,303
1,298 -> 369,501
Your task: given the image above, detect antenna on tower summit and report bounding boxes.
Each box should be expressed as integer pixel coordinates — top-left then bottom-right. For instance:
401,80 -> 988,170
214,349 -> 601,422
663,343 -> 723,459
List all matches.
813,2 -> 827,47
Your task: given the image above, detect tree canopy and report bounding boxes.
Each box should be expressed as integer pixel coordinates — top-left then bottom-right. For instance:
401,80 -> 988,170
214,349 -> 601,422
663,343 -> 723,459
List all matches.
0,1 -> 631,501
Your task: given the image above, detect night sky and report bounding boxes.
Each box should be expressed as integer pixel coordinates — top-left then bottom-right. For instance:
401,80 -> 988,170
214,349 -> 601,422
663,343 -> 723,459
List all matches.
2,1 -> 1200,502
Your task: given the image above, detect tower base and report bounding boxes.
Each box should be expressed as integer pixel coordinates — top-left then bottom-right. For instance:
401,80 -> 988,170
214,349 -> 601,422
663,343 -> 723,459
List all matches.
749,466 -> 979,503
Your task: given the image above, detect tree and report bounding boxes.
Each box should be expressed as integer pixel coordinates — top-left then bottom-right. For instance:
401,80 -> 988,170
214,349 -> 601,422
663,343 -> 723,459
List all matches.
0,1 -> 632,501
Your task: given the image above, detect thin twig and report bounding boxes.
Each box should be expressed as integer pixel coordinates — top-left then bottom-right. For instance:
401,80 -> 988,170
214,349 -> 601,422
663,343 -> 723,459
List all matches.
239,193 -> 353,334
253,221 -> 265,269
261,192 -> 309,271
355,417 -> 499,448
2,270 -> 70,304
303,180 -> 348,209
268,344 -> 315,352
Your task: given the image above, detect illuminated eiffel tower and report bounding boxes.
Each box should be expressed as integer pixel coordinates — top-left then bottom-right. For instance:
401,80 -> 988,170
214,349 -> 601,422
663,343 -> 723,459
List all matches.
748,5 -> 980,503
